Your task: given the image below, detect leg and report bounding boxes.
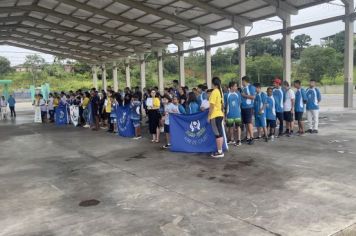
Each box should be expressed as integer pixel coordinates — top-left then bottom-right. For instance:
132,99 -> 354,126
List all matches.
313,110 -> 319,131
237,126 -> 241,141
307,110 -> 313,131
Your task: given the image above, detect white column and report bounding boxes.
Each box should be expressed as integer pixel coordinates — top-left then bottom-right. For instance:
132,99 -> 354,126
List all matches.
203,36 -> 212,89
125,58 -> 131,89
157,49 -> 164,94
343,0 -> 354,108
177,42 -> 185,87
234,25 -> 246,85
139,54 -> 146,93
282,15 -> 292,84
113,62 -> 118,92
92,65 -> 98,90
102,64 -> 107,91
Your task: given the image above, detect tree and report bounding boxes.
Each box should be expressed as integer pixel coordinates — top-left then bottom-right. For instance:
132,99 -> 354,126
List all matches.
246,55 -> 283,86
298,46 -> 343,83
294,34 -> 312,59
0,56 -> 12,75
246,38 -> 274,57
24,54 -> 45,86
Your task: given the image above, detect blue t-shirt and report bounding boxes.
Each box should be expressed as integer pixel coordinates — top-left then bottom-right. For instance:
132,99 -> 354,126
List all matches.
178,104 -> 186,114
130,101 -> 141,120
266,96 -> 276,120
306,88 -> 321,110
241,84 -> 256,109
8,97 -> 15,107
197,92 -> 207,106
273,88 -> 284,113
186,102 -> 200,114
254,92 -> 267,117
224,92 -> 241,119
295,88 -> 307,112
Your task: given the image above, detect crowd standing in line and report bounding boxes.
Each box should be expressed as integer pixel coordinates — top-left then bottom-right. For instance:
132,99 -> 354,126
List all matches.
4,76 -> 322,158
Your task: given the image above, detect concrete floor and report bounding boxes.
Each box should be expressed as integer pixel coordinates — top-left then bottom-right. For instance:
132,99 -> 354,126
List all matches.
1,103 -> 356,236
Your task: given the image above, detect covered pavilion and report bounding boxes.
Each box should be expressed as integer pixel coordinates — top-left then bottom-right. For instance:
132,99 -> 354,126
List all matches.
0,0 -> 354,107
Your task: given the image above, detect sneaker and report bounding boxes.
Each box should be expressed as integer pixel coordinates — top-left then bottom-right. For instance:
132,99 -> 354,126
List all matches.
270,135 -> 275,142
235,140 -> 242,146
133,136 -> 142,140
162,144 -> 171,149
211,152 -> 224,158
312,130 -> 318,134
227,140 -> 236,145
254,136 -> 261,140
265,136 -> 269,142
247,139 -> 254,145
306,129 -> 313,133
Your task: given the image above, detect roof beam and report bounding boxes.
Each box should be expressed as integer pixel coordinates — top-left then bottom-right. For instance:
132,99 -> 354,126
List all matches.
112,0 -> 217,35
261,0 -> 298,15
179,0 -> 252,26
1,35 -> 102,61
0,40 -> 95,63
0,15 -> 146,53
2,25 -> 131,57
56,0 -> 188,42
0,5 -> 166,47
1,30 -> 115,59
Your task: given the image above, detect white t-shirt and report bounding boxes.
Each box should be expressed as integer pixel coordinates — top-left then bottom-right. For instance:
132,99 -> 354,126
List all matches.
164,103 -> 179,125
48,97 -> 54,110
200,99 -> 210,110
283,89 -> 295,112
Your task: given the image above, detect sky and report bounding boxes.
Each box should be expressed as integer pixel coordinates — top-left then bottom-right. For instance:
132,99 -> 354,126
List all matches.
0,0 -> 353,66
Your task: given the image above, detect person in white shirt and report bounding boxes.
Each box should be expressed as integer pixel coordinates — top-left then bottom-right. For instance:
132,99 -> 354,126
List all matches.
282,81 -> 295,136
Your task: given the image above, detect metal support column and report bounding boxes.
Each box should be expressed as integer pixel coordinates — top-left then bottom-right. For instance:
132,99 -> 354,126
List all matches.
282,15 -> 292,84
233,22 -> 246,85
139,54 -> 146,93
157,49 -> 164,94
343,0 -> 354,108
125,58 -> 131,89
102,64 -> 107,92
92,65 -> 98,90
177,42 -> 185,87
113,62 -> 118,92
203,36 -> 212,89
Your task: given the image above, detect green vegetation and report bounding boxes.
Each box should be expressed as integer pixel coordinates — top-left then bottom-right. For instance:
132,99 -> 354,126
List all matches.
0,32 -> 355,93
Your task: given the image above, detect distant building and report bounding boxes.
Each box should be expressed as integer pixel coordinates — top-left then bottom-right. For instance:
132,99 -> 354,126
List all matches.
320,31 -> 356,47
13,64 -> 29,72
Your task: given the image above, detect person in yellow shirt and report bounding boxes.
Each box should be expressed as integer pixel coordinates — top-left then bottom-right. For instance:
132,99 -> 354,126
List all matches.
105,91 -> 113,132
146,89 -> 161,143
208,77 -> 225,158
81,92 -> 90,127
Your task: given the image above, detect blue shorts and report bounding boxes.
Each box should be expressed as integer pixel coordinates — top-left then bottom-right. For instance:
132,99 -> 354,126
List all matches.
132,119 -> 140,128
255,115 -> 266,128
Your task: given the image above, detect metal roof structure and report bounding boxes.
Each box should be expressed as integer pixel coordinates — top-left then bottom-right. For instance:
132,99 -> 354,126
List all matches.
0,0 -> 332,63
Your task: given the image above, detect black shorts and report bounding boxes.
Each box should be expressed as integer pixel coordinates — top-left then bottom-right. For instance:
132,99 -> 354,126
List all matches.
295,112 -> 304,121
164,124 -> 170,133
267,119 -> 277,128
210,116 -> 224,138
241,108 -> 253,124
283,111 -> 293,122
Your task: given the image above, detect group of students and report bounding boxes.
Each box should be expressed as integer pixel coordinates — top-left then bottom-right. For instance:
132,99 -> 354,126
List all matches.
31,76 -> 321,158
207,76 -> 321,158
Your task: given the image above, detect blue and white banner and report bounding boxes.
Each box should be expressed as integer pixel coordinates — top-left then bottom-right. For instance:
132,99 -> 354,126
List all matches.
55,105 -> 68,126
116,105 -> 135,137
170,111 -> 227,153
69,105 -> 79,127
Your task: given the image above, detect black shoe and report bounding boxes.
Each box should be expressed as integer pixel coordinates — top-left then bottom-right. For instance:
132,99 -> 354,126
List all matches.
234,140 -> 242,146
312,130 -> 318,134
265,137 -> 269,142
254,136 -> 261,140
211,152 -> 224,158
162,144 -> 171,149
306,129 -> 313,133
247,139 -> 254,145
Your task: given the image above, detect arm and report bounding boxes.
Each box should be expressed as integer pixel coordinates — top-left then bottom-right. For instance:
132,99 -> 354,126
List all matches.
317,89 -> 321,103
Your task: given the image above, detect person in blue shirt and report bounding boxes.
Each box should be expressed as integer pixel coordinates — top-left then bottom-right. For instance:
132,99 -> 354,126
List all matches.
186,92 -> 200,114
7,94 -> 16,118
241,76 -> 256,145
266,87 -> 277,141
293,80 -> 307,135
130,94 -> 142,139
272,78 -> 284,136
253,83 -> 268,142
197,84 -> 208,107
306,79 -> 322,133
224,81 -> 242,146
